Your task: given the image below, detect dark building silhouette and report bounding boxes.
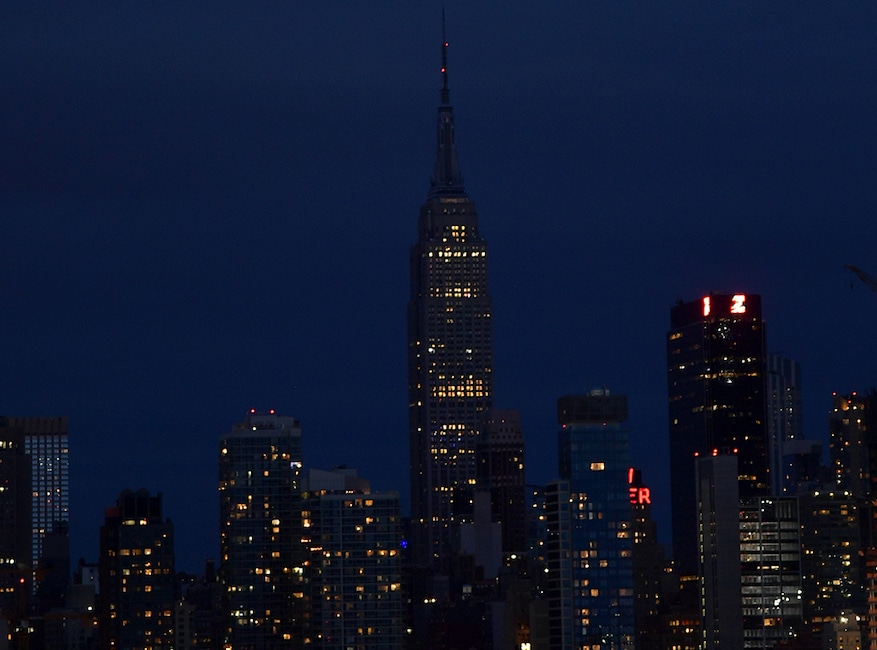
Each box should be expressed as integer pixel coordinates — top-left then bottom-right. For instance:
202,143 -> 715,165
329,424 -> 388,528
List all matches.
628,468 -> 669,650
696,453 -> 743,650
0,422 -> 31,622
766,355 -> 811,495
175,561 -> 223,650
667,294 -> 769,574
218,410 -> 305,649
98,489 -> 175,650
408,33 -> 493,570
476,410 -> 526,555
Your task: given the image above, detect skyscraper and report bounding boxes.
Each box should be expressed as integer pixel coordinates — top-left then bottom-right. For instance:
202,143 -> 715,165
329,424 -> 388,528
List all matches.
551,389 -> 634,649
0,416 -> 69,608
798,488 -> 865,634
829,391 -> 871,498
0,422 -> 31,620
696,454 -> 743,650
475,409 -> 526,554
628,468 -> 668,650
301,468 -> 404,649
667,293 -> 769,573
15,417 -> 69,577
218,410 -> 305,649
98,489 -> 175,650
739,497 -> 802,648
408,33 -> 493,569
765,355 -> 804,495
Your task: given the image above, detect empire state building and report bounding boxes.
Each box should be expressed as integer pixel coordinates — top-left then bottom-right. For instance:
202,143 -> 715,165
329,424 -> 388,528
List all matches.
408,35 -> 493,569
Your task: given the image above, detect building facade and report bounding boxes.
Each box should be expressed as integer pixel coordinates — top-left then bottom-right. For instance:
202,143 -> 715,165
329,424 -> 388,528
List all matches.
408,35 -> 493,569
98,489 -> 175,650
668,293 -> 769,574
628,468 -> 668,650
553,389 -> 634,649
0,422 -> 31,620
798,488 -> 865,634
476,410 -> 526,555
739,497 -> 802,648
696,453 -> 743,650
765,355 -> 805,495
829,392 -> 872,499
17,417 -> 69,584
302,468 -> 404,649
219,410 -> 305,649
0,416 -> 69,609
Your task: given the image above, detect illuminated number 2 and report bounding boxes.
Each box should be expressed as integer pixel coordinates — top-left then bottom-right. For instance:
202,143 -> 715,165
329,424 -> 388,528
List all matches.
730,294 -> 747,314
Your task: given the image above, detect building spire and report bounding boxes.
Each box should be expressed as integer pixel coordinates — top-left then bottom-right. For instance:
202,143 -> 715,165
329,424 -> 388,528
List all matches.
428,11 -> 466,199
440,8 -> 449,105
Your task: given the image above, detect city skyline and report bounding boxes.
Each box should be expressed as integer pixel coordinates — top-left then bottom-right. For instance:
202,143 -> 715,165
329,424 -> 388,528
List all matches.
3,2 -> 877,573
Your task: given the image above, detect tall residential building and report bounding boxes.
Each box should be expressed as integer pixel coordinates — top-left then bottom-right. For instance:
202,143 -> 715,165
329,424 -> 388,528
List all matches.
301,468 -> 404,649
551,389 -> 634,649
408,34 -> 493,569
98,489 -> 175,650
667,293 -> 769,573
218,410 -> 305,649
829,392 -> 872,498
798,488 -> 865,634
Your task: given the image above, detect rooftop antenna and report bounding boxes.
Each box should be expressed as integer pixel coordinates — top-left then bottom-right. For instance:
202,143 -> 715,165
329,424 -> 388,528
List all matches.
440,7 -> 449,105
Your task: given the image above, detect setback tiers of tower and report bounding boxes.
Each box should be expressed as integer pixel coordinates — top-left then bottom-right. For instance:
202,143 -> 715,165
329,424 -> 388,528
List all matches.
408,36 -> 494,570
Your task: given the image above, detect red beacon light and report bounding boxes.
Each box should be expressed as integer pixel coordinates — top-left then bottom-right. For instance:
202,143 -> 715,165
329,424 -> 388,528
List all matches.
269,409 -> 276,415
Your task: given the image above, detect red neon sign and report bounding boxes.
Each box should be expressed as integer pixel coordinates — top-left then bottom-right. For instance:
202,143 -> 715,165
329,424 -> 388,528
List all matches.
628,486 -> 651,505
627,467 -> 652,505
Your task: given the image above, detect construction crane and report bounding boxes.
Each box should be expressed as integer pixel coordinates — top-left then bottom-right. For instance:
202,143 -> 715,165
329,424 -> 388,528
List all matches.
845,265 -> 877,292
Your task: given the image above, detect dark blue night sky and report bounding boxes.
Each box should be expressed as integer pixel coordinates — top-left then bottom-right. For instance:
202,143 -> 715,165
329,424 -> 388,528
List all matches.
3,2 -> 876,572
